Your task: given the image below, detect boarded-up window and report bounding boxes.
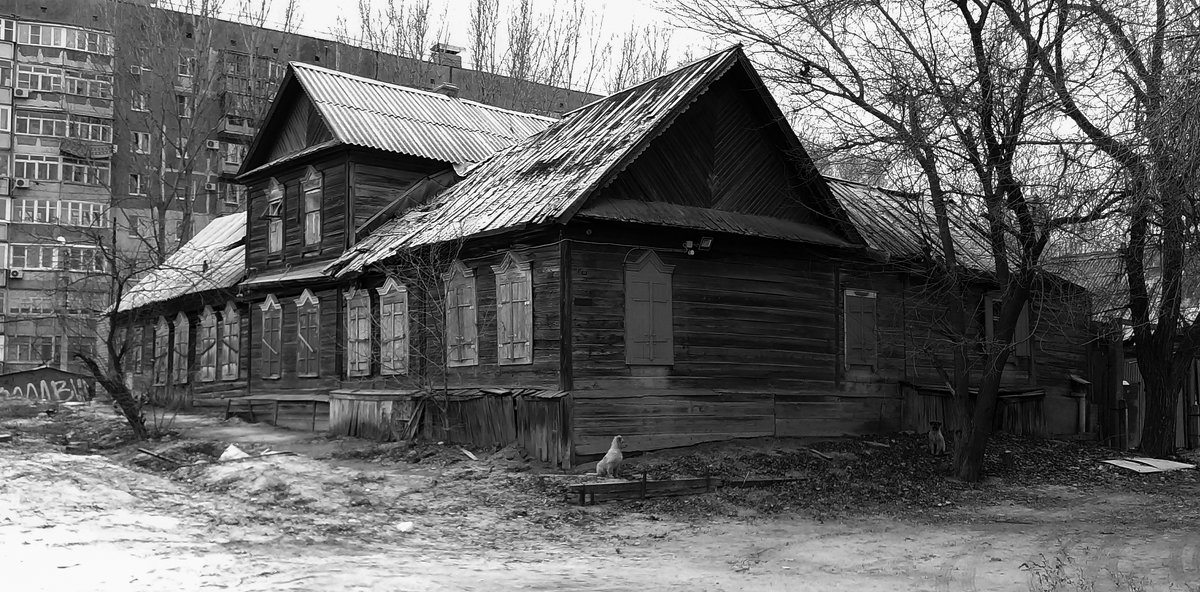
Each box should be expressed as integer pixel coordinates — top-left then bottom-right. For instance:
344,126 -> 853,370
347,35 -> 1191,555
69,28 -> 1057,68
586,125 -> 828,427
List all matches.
219,301 -> 239,381
984,294 -> 1031,356
443,261 -> 477,367
153,317 -> 168,385
624,250 -> 674,365
492,252 -> 533,365
260,295 -> 281,378
265,178 -> 283,253
198,306 -> 217,382
296,289 -> 320,377
844,290 -> 878,369
377,278 -> 409,375
172,312 -> 189,385
302,167 -> 321,246
345,288 -> 370,377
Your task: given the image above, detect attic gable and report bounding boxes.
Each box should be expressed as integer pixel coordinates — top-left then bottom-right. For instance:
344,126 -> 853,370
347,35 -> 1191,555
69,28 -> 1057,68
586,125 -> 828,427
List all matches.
581,66 -> 833,228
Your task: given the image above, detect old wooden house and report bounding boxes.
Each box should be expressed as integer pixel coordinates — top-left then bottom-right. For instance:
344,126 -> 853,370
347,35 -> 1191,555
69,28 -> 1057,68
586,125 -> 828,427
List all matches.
119,46 -> 1098,464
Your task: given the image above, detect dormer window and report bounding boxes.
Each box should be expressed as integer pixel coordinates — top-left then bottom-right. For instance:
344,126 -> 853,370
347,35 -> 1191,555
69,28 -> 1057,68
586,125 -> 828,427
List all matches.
265,178 -> 283,253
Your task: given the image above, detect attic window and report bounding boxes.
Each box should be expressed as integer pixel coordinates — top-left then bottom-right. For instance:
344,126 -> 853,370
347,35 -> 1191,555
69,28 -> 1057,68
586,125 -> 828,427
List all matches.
265,178 -> 283,253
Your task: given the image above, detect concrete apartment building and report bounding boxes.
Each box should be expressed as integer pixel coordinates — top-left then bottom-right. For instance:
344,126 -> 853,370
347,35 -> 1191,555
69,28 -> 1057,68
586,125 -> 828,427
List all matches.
0,0 -> 598,373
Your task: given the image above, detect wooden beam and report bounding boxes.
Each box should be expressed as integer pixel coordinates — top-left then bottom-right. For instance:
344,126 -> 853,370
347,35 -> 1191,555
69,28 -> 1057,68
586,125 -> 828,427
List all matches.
559,236 -> 573,391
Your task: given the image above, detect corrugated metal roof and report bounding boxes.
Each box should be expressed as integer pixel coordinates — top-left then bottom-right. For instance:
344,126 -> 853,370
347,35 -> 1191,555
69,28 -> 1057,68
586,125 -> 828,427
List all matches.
288,62 -> 555,165
576,198 -> 854,247
827,177 -> 995,269
326,46 -> 746,277
117,214 -> 246,313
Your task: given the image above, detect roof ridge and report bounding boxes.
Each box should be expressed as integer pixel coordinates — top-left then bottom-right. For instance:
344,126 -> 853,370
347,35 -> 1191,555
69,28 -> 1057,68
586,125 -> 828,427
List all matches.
563,45 -> 742,116
289,60 -> 554,123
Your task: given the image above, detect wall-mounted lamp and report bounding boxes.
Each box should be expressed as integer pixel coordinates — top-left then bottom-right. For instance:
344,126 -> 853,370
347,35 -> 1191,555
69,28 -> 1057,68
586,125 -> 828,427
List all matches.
684,237 -> 714,256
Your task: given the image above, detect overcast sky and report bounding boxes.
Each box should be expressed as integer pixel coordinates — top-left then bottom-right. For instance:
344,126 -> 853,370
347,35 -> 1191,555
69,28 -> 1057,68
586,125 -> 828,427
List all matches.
238,0 -> 709,69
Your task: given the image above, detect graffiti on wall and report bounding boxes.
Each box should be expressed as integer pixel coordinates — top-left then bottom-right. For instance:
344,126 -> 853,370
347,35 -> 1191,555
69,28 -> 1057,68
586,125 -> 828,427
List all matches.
0,376 -> 92,402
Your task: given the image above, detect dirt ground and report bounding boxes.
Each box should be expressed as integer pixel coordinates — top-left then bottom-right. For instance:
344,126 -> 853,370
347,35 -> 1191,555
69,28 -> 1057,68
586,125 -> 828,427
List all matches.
3,400 -> 1200,591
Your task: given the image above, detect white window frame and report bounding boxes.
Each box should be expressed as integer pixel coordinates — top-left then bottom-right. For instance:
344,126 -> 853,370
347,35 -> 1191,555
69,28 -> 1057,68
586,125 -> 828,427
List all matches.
301,166 -> 321,246
132,131 -> 150,154
259,295 -> 281,379
266,178 -> 283,253
295,289 -> 320,378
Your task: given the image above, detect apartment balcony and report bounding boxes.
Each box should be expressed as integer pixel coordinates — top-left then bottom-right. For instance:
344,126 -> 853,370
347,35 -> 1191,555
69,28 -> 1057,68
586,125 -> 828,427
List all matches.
221,160 -> 241,175
218,116 -> 257,138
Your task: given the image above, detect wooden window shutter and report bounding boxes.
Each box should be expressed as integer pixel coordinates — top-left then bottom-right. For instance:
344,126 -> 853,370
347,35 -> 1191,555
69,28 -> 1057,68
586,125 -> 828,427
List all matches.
462,280 -> 477,364
443,262 -> 478,367
624,251 -> 674,365
844,292 -> 877,368
517,276 -> 533,361
496,278 -> 513,361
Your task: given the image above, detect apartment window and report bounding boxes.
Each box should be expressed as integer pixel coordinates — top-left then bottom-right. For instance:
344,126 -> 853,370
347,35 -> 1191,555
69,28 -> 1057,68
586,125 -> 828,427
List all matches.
223,142 -> 246,165
265,178 -> 283,253
345,288 -> 371,377
15,111 -> 68,137
378,278 -> 409,375
301,166 -> 321,246
69,115 -> 112,142
0,19 -> 14,42
624,250 -> 674,365
15,199 -> 57,223
492,253 -> 534,365
60,201 -> 106,227
154,316 -> 169,385
132,131 -> 150,154
198,306 -> 217,382
64,71 -> 112,99
11,245 -> 55,270
131,92 -> 148,112
62,246 -> 103,272
174,137 -> 186,159
16,64 -> 63,92
443,261 -> 478,367
178,54 -> 195,77
7,335 -> 59,364
15,155 -> 60,181
296,289 -> 320,377
176,94 -> 193,119
983,294 -> 1032,357
0,105 -> 10,133
129,173 -> 147,195
62,158 -> 110,186
219,302 -> 240,381
259,295 -> 281,378
844,290 -> 879,369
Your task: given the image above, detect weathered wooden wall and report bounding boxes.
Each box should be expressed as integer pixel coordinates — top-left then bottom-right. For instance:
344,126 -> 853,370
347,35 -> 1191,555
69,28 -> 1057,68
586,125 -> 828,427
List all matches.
243,152 -> 348,273
248,286 -> 342,398
349,156 -> 444,230
568,227 -> 877,456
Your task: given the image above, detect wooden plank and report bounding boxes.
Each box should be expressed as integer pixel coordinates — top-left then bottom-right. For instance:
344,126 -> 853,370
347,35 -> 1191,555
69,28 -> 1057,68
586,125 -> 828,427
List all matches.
567,476 -> 722,504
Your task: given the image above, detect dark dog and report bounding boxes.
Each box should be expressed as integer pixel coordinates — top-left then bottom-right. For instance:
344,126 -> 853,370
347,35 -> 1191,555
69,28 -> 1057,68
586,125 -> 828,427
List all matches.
928,421 -> 947,456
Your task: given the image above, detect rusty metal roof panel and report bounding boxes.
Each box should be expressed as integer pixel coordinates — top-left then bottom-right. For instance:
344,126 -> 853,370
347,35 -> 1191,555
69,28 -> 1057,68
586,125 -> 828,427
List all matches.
827,177 -> 995,270
327,47 -> 744,277
289,62 -> 555,164
117,214 -> 246,313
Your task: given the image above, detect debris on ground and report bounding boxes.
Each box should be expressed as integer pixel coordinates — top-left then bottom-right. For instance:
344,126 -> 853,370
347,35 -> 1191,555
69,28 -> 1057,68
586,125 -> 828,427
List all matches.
1101,457 -> 1196,473
219,443 -> 250,461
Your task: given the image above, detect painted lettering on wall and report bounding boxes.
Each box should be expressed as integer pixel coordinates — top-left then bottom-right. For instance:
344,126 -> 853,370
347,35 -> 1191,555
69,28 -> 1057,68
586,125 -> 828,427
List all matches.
0,377 -> 92,402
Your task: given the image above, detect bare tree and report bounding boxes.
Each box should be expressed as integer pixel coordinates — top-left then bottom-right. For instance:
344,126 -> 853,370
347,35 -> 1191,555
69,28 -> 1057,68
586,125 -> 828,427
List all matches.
666,0 -> 1114,480
606,24 -> 674,92
993,0 -> 1200,457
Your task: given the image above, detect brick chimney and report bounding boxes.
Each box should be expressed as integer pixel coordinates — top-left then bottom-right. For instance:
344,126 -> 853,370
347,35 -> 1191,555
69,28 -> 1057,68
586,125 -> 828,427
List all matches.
430,42 -> 464,68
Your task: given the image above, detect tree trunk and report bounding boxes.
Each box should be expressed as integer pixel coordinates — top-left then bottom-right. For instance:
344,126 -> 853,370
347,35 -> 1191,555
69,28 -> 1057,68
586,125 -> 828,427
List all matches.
1137,355 -> 1179,457
77,355 -> 147,440
954,360 -> 1007,481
